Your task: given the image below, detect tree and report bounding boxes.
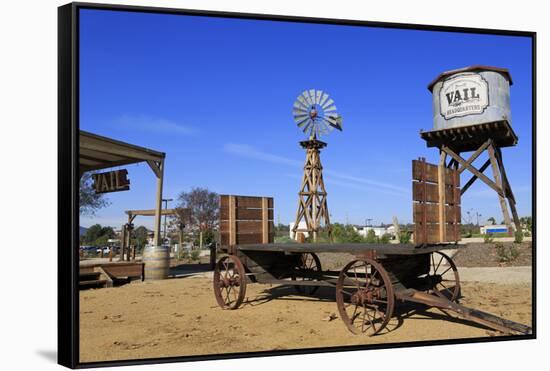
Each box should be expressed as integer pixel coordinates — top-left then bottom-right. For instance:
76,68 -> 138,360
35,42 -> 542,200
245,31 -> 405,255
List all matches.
79,172 -> 110,216
83,224 -> 115,246
84,224 -> 104,244
520,216 -> 532,231
487,217 -> 496,225
176,187 -> 219,248
133,226 -> 149,253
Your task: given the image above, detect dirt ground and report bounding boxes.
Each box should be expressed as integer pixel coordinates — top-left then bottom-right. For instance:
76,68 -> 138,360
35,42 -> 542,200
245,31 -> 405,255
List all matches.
79,271 -> 532,363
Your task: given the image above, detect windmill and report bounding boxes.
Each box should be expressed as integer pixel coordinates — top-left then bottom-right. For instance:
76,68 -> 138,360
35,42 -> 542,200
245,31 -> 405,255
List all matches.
291,89 -> 342,242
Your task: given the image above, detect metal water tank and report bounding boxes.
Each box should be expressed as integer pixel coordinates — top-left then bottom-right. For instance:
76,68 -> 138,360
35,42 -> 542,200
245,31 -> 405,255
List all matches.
428,65 -> 512,131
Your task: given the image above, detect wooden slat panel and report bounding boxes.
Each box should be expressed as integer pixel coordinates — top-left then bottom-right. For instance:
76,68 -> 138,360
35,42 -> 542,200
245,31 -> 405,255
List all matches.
412,160 -> 461,185
220,195 -> 274,209
220,208 -> 274,220
220,232 -> 275,245
220,221 -> 274,234
413,204 -> 462,223
414,223 -> 461,244
413,183 -> 460,203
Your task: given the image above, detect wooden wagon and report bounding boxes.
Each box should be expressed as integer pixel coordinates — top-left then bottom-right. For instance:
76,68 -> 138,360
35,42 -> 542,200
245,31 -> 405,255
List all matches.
212,160 -> 531,336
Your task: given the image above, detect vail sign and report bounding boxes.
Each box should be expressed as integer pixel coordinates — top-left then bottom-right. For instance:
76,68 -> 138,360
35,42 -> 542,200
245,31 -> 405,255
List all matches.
439,73 -> 489,120
92,169 -> 130,194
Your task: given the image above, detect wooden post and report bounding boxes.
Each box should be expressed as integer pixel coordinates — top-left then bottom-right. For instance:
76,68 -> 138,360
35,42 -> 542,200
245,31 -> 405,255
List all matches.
488,144 -> 513,230
261,197 -> 269,244
438,150 -> 447,242
152,160 -> 164,247
229,195 -> 236,245
495,147 -> 522,231
119,225 -> 126,261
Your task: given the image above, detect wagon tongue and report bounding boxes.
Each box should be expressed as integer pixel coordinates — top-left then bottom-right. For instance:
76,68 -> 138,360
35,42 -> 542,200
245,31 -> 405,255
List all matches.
396,289 -> 532,335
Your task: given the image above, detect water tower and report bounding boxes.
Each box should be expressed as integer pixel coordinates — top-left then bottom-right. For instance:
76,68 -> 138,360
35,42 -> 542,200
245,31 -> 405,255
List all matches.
420,65 -> 520,232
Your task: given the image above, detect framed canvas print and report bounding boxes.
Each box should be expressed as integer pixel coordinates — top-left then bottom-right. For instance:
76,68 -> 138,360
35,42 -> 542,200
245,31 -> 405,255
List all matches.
58,2 -> 536,368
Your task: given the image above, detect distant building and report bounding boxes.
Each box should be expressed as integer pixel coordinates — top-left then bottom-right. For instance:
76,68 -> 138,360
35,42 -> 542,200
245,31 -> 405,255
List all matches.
480,224 -> 509,234
354,226 -> 389,238
289,221 -> 309,239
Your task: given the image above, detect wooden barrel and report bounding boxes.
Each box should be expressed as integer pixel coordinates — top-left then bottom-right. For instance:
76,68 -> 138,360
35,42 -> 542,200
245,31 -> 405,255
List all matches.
142,246 -> 170,280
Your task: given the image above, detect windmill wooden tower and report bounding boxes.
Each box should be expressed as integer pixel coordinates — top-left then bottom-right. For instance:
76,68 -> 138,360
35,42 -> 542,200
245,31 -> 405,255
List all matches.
291,89 -> 343,242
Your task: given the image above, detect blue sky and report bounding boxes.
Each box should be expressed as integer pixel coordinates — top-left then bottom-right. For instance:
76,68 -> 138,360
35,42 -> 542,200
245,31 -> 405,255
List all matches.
79,9 -> 533,229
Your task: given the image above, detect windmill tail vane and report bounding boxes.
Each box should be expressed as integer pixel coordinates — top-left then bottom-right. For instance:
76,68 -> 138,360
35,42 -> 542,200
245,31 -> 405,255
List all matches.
293,89 -> 343,139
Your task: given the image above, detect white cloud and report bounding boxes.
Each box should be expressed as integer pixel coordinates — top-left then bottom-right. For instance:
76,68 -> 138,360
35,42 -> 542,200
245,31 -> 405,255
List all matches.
223,143 -> 409,196
115,114 -> 196,135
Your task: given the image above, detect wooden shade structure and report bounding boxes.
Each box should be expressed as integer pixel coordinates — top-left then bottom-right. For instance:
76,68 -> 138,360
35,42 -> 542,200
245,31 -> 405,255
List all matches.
79,130 -> 166,246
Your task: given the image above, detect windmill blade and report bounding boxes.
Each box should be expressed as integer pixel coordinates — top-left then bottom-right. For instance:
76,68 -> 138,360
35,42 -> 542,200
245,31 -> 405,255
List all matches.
321,98 -> 334,109
323,105 -> 337,113
315,90 -> 323,105
319,92 -> 329,107
323,116 -> 343,131
302,121 -> 313,134
293,110 -> 308,118
302,91 -> 313,106
296,117 -> 310,127
297,95 -> 309,109
293,101 -> 309,112
308,89 -> 317,106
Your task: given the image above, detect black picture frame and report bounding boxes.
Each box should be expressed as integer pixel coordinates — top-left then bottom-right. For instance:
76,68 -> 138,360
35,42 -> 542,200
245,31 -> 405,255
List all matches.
58,2 -> 537,368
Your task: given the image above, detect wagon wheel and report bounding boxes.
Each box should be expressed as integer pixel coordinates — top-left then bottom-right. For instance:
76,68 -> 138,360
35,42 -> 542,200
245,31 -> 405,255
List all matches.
427,251 -> 460,302
292,252 -> 322,295
336,258 -> 395,336
213,255 -> 247,309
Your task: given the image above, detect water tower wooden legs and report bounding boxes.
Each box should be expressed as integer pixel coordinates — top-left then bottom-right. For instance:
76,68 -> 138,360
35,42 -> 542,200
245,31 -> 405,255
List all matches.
293,143 -> 332,242
441,139 -> 521,232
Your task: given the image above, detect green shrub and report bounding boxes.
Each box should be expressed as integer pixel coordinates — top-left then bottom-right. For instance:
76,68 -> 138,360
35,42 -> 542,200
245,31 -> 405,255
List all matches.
495,242 -> 520,263
365,229 -> 377,244
483,233 -> 494,244
524,231 -> 531,237
379,233 -> 391,244
190,249 -> 201,261
399,232 -> 411,244
514,230 -> 524,244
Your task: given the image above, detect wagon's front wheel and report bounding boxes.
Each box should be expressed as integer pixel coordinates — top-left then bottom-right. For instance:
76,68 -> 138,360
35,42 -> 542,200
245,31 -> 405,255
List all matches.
213,255 -> 247,309
336,258 -> 395,336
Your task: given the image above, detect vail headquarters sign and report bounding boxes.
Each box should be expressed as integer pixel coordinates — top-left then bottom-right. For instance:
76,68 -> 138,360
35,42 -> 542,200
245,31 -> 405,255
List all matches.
439,73 -> 489,120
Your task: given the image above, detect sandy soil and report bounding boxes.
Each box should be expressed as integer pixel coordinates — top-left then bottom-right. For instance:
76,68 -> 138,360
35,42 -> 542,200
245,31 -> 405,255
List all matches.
79,273 -> 531,363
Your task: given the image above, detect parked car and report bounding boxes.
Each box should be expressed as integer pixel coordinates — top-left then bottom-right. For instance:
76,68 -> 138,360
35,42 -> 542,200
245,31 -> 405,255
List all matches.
96,246 -> 111,254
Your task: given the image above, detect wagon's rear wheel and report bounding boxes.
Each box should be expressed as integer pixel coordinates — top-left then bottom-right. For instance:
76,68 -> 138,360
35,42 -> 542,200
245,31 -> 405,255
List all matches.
336,258 -> 394,336
213,255 -> 247,309
292,252 -> 322,296
427,251 -> 460,302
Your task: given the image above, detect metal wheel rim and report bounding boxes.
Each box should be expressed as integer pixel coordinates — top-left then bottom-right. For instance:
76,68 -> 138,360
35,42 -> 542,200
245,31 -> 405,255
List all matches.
292,253 -> 322,295
336,258 -> 395,336
213,255 -> 247,309
427,251 -> 460,302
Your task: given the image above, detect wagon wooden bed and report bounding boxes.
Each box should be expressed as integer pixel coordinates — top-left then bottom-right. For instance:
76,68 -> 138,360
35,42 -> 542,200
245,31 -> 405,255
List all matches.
213,242 -> 531,336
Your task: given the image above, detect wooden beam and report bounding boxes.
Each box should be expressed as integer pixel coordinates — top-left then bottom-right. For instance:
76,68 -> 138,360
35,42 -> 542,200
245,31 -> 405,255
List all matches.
229,196 -> 236,245
125,209 -> 176,217
495,148 -> 521,231
152,160 -> 164,246
438,150 -> 447,242
460,159 -> 491,195
442,145 -> 505,197
488,144 -> 512,230
458,139 -> 491,174
261,197 -> 269,244
147,160 -> 162,178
